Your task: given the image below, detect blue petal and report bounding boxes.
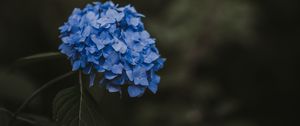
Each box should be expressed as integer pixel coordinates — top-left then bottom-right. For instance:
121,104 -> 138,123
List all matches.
91,35 -> 105,50
140,31 -> 150,39
68,14 -> 81,26
82,25 -> 92,38
112,39 -> 127,54
106,9 -> 118,19
111,63 -> 123,74
147,38 -> 155,44
144,51 -> 160,63
72,60 -> 81,71
70,32 -> 82,43
59,44 -> 75,57
107,84 -> 121,93
102,50 -> 119,69
83,4 -> 94,12
132,42 -> 144,52
85,11 -> 97,21
104,71 -> 118,80
86,46 -> 97,54
74,43 -> 85,51
123,29 -> 139,43
129,17 -> 140,26
71,8 -> 82,15
59,23 -> 69,33
103,46 -> 117,58
95,65 -> 105,72
97,17 -> 115,27
93,2 -> 101,6
153,58 -> 166,71
89,73 -> 96,87
109,24 -> 117,33
103,54 -> 120,70
122,61 -> 132,71
83,65 -> 92,74
112,75 -> 126,85
62,37 -> 71,44
149,74 -> 160,94
105,9 -> 124,21
101,1 -> 115,9
103,51 -> 119,70
124,50 -> 140,65
134,76 -> 148,86
133,66 -> 149,86
126,70 -> 133,81
99,31 -> 113,45
115,12 -> 125,21
87,55 -> 99,64
85,11 -> 99,28
128,85 -> 146,97
142,63 -> 154,71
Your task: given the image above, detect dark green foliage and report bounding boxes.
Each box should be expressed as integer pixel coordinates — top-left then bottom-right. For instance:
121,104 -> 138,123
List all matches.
0,108 -> 10,126
14,52 -> 63,66
53,86 -> 103,126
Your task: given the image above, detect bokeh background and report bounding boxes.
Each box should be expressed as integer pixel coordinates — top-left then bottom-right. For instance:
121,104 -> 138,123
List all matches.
1,0 -> 299,126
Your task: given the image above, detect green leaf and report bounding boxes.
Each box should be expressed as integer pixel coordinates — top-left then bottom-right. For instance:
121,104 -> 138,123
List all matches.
53,86 -> 103,126
0,108 -> 36,126
22,114 -> 57,126
14,52 -> 63,66
0,108 -> 10,126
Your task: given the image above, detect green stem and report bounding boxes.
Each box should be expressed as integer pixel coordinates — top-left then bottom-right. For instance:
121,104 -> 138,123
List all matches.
0,108 -> 35,124
10,71 -> 75,125
79,71 -> 83,126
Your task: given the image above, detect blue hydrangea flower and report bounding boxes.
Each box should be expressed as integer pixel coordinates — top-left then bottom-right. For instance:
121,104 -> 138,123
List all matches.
59,1 -> 165,97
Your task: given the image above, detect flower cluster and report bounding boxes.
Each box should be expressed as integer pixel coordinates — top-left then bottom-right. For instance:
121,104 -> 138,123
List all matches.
59,1 -> 165,97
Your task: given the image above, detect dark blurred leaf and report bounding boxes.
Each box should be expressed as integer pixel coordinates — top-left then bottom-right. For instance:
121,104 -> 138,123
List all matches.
53,86 -> 103,126
14,52 -> 63,66
22,114 -> 57,126
0,108 -> 10,126
13,71 -> 75,118
0,69 -> 36,103
0,108 -> 37,126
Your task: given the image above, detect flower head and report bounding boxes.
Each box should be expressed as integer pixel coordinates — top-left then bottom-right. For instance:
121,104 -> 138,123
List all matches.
59,1 -> 165,97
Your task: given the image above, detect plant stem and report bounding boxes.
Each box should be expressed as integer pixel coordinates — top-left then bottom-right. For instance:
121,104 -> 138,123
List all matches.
10,71 -> 75,125
0,108 -> 36,124
13,52 -> 63,67
79,71 -> 83,126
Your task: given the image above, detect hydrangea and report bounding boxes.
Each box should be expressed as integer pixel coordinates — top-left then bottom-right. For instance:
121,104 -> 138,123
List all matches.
59,1 -> 165,97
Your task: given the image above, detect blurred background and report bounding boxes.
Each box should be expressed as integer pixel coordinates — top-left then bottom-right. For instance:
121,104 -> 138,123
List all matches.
0,0 -> 299,126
